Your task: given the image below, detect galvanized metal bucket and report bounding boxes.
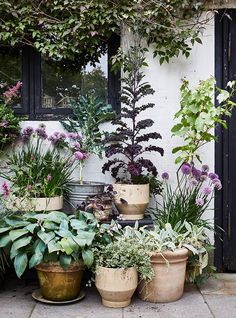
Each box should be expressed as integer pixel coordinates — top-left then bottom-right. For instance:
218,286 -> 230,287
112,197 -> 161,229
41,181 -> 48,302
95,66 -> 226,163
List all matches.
65,181 -> 105,213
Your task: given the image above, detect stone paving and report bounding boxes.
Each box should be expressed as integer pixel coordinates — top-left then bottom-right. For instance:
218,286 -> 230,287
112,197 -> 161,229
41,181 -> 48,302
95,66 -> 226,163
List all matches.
1,274 -> 236,318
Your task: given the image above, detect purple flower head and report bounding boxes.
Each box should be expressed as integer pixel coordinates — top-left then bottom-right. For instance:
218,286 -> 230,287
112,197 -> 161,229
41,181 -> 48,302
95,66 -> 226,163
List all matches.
214,181 -> 222,190
202,186 -> 212,196
74,151 -> 84,161
46,174 -> 52,182
196,198 -> 204,206
68,132 -> 81,140
22,126 -> 34,138
192,167 -> 202,181
128,163 -> 142,177
1,181 -> 10,198
191,179 -> 198,187
212,178 -> 221,184
200,174 -> 207,182
0,119 -> 8,128
161,172 -> 169,180
209,172 -> 219,180
73,142 -> 81,151
48,131 -> 63,144
202,165 -> 209,173
35,127 -> 48,140
181,164 -> 191,175
58,132 -> 66,140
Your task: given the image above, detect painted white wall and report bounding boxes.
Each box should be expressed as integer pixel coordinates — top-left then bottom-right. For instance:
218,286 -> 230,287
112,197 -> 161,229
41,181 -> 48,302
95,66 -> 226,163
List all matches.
21,16 -> 215,224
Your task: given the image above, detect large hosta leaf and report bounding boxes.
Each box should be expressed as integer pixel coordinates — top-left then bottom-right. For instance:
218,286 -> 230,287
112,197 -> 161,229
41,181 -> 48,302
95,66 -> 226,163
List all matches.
0,227 -> 11,234
9,229 -> 28,241
12,236 -> 32,251
59,254 -> 72,270
82,249 -> 94,267
73,230 -> 95,247
37,230 -> 55,244
70,219 -> 87,230
0,234 -> 11,248
14,253 -> 28,278
48,238 -> 61,254
29,252 -> 43,269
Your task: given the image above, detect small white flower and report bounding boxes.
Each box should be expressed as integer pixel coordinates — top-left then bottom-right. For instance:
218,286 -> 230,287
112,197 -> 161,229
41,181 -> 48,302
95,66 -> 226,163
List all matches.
227,81 -> 234,88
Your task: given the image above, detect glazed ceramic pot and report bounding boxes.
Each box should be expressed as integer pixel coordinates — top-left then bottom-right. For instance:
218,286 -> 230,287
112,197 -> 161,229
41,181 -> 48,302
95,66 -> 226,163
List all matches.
138,248 -> 189,303
35,261 -> 84,301
8,196 -> 63,212
113,183 -> 149,220
95,266 -> 138,308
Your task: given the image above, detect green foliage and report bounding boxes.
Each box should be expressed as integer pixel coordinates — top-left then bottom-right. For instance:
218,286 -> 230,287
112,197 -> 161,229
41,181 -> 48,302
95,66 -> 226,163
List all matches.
172,78 -> 236,164
0,1 -> 208,65
62,94 -> 114,158
0,211 -> 99,277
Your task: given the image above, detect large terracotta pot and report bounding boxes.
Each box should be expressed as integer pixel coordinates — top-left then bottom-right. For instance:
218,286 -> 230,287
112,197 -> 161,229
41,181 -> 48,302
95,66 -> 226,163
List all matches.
95,266 -> 138,308
138,248 -> 189,303
7,196 -> 63,212
113,184 -> 149,220
35,261 -> 84,301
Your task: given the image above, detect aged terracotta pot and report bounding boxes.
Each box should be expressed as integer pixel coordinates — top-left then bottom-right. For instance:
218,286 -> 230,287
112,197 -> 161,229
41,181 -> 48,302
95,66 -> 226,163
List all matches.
113,184 -> 149,220
95,266 -> 138,308
8,196 -> 63,212
138,248 -> 189,303
35,261 -> 84,301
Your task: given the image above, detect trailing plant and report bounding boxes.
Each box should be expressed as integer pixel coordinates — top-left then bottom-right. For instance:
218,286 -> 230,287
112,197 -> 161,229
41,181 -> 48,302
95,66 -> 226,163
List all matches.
102,45 -> 163,192
0,211 -> 99,278
150,164 -> 221,230
93,225 -> 154,281
0,125 -> 84,204
0,81 -> 21,153
0,1 -> 210,65
172,78 -> 236,164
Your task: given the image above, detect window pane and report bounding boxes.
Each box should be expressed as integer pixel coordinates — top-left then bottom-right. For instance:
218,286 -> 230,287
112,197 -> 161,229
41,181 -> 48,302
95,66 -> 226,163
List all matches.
41,55 -> 108,109
0,47 -> 21,108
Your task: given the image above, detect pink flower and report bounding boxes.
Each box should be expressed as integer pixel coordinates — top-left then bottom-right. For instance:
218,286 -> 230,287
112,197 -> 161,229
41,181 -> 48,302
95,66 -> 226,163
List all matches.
0,119 -> 8,128
2,181 -> 10,198
74,151 -> 84,160
202,186 -> 212,196
196,198 -> 204,206
3,81 -> 22,102
46,174 -> 52,181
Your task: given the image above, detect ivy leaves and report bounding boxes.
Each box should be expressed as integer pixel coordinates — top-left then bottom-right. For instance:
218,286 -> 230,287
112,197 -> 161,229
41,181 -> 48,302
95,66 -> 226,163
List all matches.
172,78 -> 236,164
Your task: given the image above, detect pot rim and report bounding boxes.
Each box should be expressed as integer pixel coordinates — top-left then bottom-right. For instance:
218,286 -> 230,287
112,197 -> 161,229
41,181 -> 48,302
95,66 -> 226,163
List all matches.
15,195 -> 63,200
35,260 -> 84,272
67,181 -> 106,186
150,248 -> 189,263
113,183 -> 149,187
96,266 -> 137,272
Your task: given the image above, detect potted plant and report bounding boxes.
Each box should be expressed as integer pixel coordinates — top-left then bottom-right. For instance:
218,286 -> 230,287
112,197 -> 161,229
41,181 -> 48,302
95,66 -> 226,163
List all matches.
84,185 -> 116,221
0,125 -> 81,212
62,93 -> 114,212
0,81 -> 21,155
138,222 -> 210,303
93,226 -> 154,308
102,45 -> 163,220
0,211 -> 97,301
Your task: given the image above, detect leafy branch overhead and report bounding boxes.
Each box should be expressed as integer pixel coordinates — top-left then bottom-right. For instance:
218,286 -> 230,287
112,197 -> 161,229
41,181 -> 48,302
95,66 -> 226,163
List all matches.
103,45 -> 164,192
172,78 -> 236,164
0,0 -> 210,65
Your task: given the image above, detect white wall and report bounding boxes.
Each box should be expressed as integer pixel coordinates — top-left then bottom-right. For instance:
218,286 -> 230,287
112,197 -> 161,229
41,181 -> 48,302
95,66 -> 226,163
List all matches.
21,17 -> 215,222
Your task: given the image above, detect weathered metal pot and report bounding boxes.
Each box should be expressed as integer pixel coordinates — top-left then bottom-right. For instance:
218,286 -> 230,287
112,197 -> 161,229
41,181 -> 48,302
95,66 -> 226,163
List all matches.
113,183 -> 149,220
35,261 -> 84,301
138,248 -> 189,303
6,196 -> 63,212
66,181 -> 105,213
95,266 -> 138,308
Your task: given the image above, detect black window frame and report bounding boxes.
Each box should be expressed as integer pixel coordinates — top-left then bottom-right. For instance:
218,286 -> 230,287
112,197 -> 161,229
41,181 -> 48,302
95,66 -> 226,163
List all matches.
4,34 -> 121,120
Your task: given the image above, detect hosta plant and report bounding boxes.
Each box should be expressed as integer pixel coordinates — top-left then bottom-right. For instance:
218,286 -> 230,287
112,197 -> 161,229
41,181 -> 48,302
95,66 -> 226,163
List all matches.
102,45 -> 164,194
0,125 -> 83,204
0,211 -> 98,278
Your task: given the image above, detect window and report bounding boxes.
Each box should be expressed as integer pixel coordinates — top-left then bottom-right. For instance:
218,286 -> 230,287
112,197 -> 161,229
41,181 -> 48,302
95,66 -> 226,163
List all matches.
0,34 -> 120,120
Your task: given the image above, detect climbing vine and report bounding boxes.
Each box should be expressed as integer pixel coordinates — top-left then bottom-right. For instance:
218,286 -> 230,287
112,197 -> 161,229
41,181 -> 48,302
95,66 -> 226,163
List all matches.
0,0 -> 211,66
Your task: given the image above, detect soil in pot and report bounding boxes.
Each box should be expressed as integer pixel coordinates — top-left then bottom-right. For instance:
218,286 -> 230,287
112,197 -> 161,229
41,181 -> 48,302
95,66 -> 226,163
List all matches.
95,266 -> 138,308
35,261 -> 84,301
113,184 -> 149,220
138,248 -> 189,303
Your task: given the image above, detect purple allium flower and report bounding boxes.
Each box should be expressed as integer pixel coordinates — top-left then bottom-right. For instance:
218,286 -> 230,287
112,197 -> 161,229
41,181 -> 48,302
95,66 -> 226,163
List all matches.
202,186 -> 212,196
191,179 -> 198,186
73,142 -> 81,151
58,132 -> 66,140
22,126 -> 34,138
35,127 -> 48,140
181,164 -> 191,175
200,174 -> 207,182
214,181 -> 222,190
0,119 -> 8,128
1,181 -> 10,198
74,151 -> 84,160
209,172 -> 219,180
161,172 -> 169,180
46,174 -> 52,181
212,178 -> 221,184
192,167 -> 202,181
68,132 -> 81,140
202,165 -> 209,172
196,198 -> 204,206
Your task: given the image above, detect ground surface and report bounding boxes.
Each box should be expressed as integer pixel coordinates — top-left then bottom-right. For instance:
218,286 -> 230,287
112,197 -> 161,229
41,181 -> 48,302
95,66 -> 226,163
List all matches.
1,274 -> 236,318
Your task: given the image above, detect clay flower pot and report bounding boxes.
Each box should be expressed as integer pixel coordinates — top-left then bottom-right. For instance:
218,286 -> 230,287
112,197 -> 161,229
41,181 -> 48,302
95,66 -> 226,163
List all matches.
35,261 -> 84,301
7,196 -> 63,212
113,183 -> 149,220
138,248 -> 189,303
95,266 -> 138,308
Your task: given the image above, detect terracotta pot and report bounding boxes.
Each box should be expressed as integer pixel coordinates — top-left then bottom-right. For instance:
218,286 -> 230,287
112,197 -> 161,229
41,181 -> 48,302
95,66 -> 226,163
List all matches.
113,184 -> 149,220
8,196 -> 63,212
35,261 -> 84,301
95,266 -> 138,308
138,248 -> 189,303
